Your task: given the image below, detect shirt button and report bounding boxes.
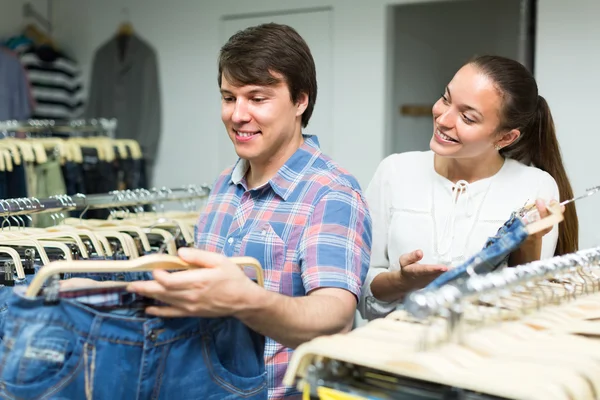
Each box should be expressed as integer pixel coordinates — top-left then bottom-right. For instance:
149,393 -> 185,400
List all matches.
228,237 -> 234,244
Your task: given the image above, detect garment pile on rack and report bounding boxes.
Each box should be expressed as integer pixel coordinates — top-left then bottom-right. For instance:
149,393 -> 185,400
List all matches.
2,4 -> 163,184
2,17 -> 84,121
285,203 -> 600,400
0,119 -> 149,225
0,185 -> 270,399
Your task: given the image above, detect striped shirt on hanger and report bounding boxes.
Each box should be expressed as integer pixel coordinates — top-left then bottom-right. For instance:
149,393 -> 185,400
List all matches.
20,48 -> 84,120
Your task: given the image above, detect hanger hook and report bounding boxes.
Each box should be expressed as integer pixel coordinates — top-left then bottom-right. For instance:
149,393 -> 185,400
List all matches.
20,198 -> 34,227
0,200 -> 9,231
73,193 -> 89,223
9,199 -> 25,229
146,217 -> 183,254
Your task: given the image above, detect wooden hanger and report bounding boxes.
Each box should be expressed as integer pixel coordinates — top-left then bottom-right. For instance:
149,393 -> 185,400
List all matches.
525,202 -> 564,235
37,240 -> 74,261
0,247 -> 26,279
92,225 -> 152,253
0,238 -> 50,265
1,149 -> 12,172
25,254 -> 264,297
117,19 -> 134,37
283,334 -> 574,400
24,232 -> 89,259
6,139 -> 35,163
46,226 -> 106,257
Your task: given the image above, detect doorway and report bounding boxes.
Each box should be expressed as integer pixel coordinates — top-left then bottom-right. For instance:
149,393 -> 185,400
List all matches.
385,0 -> 534,156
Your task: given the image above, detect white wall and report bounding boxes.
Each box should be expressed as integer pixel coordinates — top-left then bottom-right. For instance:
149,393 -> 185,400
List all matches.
390,0 -> 522,154
536,0 -> 600,249
2,0 -> 598,246
0,0 -> 52,40
46,0 -> 399,191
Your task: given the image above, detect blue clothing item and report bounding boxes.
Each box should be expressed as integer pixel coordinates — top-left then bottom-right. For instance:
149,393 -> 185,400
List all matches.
62,271 -> 154,282
424,213 -> 528,290
0,291 -> 267,400
6,162 -> 28,199
62,161 -> 86,197
0,266 -> 41,339
0,171 -> 6,200
0,49 -> 32,120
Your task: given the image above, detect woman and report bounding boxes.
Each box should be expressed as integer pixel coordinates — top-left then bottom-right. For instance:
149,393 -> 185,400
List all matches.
358,55 -> 578,321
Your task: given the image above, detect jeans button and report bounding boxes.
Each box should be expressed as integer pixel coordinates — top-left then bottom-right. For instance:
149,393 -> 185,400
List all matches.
147,330 -> 157,341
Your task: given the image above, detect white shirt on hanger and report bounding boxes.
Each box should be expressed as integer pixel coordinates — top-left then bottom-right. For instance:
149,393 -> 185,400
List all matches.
358,151 -> 559,321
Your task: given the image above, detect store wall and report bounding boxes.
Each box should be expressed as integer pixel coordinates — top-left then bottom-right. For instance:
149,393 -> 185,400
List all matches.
536,0 -> 600,249
49,0 -> 402,190
2,0 -> 599,247
391,0 -> 522,154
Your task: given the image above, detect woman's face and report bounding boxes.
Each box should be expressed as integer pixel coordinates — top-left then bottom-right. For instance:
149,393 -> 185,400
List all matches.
430,64 -> 513,159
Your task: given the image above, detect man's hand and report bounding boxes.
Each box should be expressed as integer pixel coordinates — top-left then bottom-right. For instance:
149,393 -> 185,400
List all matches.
395,250 -> 448,293
127,248 -> 259,318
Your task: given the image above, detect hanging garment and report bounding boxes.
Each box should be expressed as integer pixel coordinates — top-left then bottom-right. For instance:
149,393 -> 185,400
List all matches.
19,46 -> 84,120
423,211 -> 529,291
3,35 -> 33,55
0,283 -> 267,400
32,158 -> 68,228
0,48 -> 33,120
85,34 -> 162,184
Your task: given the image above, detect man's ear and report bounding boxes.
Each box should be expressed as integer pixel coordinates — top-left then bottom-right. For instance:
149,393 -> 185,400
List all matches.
295,92 -> 308,117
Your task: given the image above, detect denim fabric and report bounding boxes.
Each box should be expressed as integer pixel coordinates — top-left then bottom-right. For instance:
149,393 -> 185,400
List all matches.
0,171 -> 7,200
51,285 -> 165,309
62,271 -> 154,282
0,292 -> 267,400
80,148 -> 117,220
0,267 -> 40,339
62,161 -> 86,196
6,162 -> 27,199
424,213 -> 528,290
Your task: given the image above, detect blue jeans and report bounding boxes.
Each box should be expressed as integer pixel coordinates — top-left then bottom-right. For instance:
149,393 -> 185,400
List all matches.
0,264 -> 42,338
0,292 -> 267,399
424,213 -> 528,290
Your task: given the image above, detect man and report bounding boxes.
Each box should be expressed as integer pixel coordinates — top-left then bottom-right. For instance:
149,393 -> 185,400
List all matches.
128,23 -> 372,399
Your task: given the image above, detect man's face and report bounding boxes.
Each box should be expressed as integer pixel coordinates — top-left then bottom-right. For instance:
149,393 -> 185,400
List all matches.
220,72 -> 307,165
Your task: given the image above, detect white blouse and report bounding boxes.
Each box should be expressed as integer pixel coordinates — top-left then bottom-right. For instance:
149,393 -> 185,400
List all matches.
358,151 -> 560,321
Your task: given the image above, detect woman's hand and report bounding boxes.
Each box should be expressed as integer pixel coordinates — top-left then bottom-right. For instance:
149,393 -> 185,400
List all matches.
395,250 -> 448,293
370,250 -> 448,302
509,199 -> 562,266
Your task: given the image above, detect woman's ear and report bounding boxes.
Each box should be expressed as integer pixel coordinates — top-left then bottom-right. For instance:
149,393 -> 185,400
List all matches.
495,128 -> 521,149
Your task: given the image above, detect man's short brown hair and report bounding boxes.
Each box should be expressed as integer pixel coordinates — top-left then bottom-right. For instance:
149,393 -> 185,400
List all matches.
218,23 -> 317,128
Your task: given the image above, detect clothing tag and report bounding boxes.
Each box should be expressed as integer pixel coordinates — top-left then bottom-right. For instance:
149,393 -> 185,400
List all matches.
24,346 -> 65,363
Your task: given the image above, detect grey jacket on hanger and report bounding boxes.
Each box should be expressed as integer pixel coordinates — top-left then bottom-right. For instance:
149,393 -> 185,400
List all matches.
85,33 -> 161,184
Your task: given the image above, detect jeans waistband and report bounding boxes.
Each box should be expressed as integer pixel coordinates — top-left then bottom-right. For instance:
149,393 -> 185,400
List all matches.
6,290 -> 219,346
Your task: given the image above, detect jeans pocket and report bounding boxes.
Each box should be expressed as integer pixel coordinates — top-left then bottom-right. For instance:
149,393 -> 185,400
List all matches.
0,319 -> 83,398
202,319 -> 266,397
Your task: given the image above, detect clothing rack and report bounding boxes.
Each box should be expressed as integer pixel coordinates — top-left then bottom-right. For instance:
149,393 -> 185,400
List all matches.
403,246 -> 600,322
284,246 -> 600,399
0,118 -> 117,138
0,185 -> 210,217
